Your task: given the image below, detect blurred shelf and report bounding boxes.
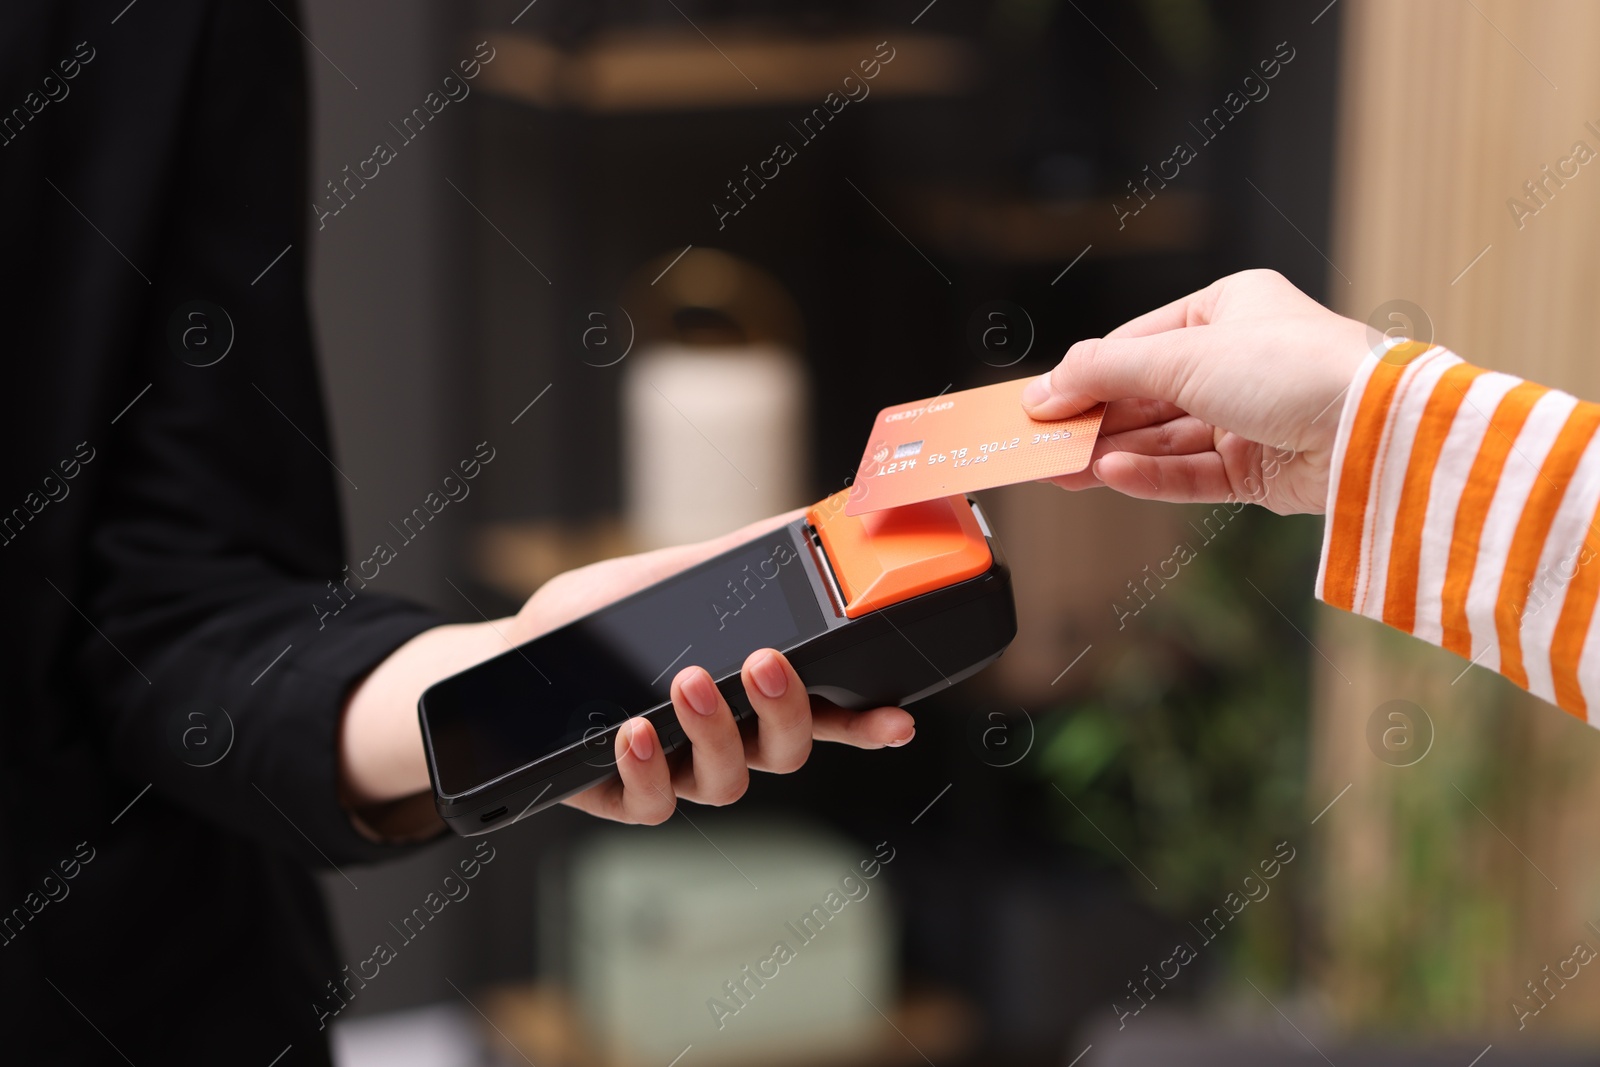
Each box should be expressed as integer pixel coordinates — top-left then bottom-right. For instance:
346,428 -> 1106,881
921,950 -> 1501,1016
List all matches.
478,982 -> 978,1067
907,187 -> 1209,263
479,29 -> 977,112
474,518 -> 635,600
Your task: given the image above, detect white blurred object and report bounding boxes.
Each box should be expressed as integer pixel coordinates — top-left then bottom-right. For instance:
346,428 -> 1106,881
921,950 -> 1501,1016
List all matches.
570,822 -> 895,1066
623,342 -> 807,549
331,1002 -> 481,1067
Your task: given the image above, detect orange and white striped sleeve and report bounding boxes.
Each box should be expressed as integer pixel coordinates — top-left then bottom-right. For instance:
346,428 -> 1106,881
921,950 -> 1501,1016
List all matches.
1316,340 -> 1600,719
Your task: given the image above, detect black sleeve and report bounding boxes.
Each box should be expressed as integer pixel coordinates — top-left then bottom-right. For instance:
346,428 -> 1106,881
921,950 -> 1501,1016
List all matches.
76,1 -> 446,865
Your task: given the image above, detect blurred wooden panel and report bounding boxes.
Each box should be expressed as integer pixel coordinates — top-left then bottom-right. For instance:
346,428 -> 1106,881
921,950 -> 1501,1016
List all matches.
474,518 -> 634,600
1315,0 -> 1600,1036
480,30 -> 977,113
478,983 -> 977,1067
906,187 -> 1209,263
1329,0 -> 1600,391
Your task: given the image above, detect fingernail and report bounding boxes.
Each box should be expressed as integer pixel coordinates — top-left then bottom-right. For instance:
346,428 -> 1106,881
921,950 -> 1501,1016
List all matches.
750,651 -> 788,700
886,729 -> 915,748
1021,373 -> 1052,407
1091,458 -> 1106,481
628,720 -> 654,760
684,671 -> 719,717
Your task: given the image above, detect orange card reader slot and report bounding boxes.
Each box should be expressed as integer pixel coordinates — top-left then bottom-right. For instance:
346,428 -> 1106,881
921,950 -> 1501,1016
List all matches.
806,491 -> 993,619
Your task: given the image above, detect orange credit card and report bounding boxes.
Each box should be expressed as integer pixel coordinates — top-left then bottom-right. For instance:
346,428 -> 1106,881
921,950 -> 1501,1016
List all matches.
845,378 -> 1104,516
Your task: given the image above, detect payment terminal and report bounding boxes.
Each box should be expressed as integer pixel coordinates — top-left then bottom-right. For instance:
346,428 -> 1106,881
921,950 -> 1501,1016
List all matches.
419,491 -> 1017,835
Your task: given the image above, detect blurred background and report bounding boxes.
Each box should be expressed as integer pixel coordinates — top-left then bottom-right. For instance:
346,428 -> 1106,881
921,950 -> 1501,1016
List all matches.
300,1 -> 1600,1064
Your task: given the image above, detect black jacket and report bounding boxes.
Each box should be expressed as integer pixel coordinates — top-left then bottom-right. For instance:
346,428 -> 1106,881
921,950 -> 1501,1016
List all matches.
1,2 -> 443,1061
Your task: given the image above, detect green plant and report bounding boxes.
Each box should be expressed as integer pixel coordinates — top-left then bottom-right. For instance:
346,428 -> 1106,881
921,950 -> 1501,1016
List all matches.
1037,506 -> 1320,986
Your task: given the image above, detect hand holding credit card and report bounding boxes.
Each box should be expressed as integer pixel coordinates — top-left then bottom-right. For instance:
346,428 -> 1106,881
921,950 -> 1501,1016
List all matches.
845,377 -> 1105,515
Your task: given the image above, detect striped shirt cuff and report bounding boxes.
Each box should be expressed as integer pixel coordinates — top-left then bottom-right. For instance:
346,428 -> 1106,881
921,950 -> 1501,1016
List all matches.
1316,341 -> 1600,720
